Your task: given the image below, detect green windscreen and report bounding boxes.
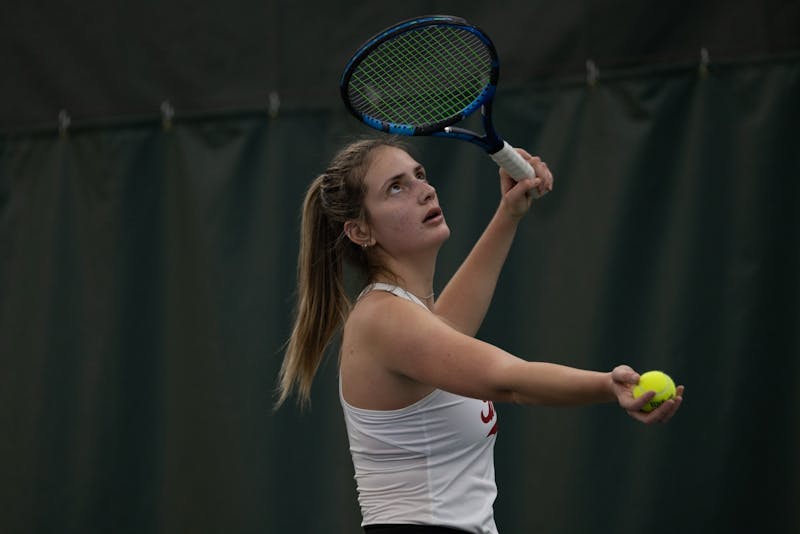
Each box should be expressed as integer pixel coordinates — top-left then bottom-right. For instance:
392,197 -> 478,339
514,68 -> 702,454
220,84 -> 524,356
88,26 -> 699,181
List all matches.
346,24 -> 493,126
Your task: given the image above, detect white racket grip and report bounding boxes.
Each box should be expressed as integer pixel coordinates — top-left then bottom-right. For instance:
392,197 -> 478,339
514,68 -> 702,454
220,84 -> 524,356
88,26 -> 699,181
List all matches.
489,141 -> 535,181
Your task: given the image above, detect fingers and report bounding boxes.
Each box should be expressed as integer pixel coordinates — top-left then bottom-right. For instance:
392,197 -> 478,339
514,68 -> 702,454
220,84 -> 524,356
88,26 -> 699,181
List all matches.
514,178 -> 538,202
496,151 -> 555,218
628,385 -> 685,424
516,148 -> 533,160
624,389 -> 655,412
612,364 -> 640,385
501,151 -> 553,199
526,156 -> 553,198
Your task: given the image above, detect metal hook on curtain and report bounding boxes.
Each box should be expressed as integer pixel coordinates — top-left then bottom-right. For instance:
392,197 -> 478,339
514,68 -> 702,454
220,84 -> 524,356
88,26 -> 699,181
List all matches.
586,60 -> 600,88
699,48 -> 710,78
58,109 -> 71,138
268,91 -> 281,119
161,100 -> 175,131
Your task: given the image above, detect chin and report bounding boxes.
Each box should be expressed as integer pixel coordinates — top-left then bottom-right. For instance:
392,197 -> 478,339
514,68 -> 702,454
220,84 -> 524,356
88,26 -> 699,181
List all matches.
437,225 -> 451,243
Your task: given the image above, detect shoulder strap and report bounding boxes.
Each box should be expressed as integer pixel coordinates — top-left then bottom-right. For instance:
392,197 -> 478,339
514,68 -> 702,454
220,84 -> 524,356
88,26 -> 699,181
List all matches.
358,283 -> 429,309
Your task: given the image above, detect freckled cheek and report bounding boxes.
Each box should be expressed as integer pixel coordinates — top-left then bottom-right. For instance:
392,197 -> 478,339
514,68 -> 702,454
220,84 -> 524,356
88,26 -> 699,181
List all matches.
391,212 -> 414,231
377,210 -> 413,234
371,209 -> 414,241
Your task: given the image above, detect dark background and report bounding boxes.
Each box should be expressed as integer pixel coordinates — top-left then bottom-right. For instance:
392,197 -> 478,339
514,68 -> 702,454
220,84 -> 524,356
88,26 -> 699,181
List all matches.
2,0 -> 798,133
1,1 -> 799,533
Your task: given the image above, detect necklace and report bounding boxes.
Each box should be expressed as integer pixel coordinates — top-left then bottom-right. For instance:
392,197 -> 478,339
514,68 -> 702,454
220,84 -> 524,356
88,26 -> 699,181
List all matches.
402,287 -> 435,302
361,282 -> 435,306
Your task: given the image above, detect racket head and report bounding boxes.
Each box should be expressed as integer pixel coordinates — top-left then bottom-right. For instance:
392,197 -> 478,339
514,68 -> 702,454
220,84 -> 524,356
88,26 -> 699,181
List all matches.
340,15 -> 499,137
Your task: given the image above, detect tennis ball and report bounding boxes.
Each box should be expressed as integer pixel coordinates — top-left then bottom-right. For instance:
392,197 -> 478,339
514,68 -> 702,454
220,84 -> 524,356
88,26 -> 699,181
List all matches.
632,370 -> 676,412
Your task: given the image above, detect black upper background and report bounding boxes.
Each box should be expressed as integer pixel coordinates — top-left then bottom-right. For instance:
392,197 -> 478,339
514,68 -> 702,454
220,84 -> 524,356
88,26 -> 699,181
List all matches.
2,0 -> 798,133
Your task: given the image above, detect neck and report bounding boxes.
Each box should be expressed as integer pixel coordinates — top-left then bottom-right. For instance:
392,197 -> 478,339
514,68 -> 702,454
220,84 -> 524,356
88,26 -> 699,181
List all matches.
372,250 -> 437,305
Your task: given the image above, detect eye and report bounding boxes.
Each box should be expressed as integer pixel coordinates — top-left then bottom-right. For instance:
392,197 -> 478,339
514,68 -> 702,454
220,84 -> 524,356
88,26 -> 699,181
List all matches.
388,181 -> 403,194
415,170 -> 428,182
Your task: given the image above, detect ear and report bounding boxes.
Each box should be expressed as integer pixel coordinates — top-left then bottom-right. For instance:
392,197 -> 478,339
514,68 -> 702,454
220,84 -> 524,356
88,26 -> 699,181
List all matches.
343,219 -> 373,247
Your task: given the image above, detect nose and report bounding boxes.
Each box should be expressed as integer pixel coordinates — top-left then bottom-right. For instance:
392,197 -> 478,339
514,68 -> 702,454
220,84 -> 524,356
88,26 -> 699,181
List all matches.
418,181 -> 436,203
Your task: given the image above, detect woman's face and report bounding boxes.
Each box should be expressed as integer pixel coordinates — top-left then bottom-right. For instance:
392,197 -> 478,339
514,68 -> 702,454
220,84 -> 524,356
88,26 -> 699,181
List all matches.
358,146 -> 450,257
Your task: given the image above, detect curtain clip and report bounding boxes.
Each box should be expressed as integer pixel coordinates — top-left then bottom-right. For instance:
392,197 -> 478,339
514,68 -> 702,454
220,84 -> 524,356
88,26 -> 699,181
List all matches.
58,109 -> 71,138
161,100 -> 175,131
586,59 -> 599,88
268,90 -> 281,118
699,47 -> 710,78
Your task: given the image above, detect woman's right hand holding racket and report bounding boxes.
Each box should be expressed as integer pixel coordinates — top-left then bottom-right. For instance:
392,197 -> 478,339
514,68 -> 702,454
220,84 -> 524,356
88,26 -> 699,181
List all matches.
499,148 -> 554,220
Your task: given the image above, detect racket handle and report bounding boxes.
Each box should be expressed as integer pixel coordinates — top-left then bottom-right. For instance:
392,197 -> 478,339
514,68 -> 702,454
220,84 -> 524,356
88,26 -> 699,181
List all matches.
489,141 -> 535,181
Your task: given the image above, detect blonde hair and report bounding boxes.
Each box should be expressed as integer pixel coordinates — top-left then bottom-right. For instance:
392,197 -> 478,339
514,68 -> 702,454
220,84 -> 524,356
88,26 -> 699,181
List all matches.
275,137 -> 408,409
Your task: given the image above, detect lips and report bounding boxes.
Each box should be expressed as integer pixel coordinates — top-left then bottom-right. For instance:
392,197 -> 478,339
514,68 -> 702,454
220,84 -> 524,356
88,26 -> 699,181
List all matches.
423,207 -> 442,223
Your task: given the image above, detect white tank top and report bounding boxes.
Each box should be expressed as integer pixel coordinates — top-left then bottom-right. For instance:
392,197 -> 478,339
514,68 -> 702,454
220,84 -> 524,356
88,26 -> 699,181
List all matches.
340,283 -> 499,533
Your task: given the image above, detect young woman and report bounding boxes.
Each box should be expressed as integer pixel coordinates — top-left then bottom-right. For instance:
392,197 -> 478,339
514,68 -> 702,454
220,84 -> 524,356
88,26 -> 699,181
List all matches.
276,137 -> 684,534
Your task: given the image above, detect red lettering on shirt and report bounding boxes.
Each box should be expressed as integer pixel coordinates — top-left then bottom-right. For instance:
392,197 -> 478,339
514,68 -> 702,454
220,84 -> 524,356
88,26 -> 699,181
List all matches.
481,400 -> 498,436
481,400 -> 495,423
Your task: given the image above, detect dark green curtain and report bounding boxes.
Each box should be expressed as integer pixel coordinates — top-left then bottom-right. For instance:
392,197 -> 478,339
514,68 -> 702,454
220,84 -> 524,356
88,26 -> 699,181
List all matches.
1,59 -> 798,533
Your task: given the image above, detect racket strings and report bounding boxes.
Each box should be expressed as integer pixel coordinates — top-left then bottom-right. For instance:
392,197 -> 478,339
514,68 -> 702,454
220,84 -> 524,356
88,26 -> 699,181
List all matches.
383,30 -> 483,113
355,28 -> 487,122
348,25 -> 492,126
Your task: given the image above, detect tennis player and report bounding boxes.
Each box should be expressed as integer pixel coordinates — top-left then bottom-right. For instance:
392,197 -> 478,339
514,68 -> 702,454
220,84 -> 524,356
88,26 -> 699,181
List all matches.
276,137 -> 684,534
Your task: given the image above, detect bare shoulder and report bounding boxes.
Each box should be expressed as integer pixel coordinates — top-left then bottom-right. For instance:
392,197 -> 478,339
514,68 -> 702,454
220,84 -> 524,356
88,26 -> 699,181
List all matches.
345,290 -> 432,348
341,291 -> 439,408
344,288 -> 523,403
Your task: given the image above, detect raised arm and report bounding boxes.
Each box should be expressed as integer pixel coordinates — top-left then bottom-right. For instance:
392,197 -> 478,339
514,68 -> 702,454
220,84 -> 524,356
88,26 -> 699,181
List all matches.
434,152 -> 553,335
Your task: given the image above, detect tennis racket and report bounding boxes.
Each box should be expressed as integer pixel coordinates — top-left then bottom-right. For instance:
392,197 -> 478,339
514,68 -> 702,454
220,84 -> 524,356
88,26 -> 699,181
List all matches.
340,14 -> 535,181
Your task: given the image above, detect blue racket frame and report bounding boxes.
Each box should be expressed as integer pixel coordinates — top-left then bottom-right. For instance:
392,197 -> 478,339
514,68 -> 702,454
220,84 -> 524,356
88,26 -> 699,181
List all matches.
340,15 -> 507,154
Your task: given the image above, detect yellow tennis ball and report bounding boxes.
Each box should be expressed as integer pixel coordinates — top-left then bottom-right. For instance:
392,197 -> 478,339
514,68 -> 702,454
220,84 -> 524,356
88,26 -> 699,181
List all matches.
632,370 -> 676,412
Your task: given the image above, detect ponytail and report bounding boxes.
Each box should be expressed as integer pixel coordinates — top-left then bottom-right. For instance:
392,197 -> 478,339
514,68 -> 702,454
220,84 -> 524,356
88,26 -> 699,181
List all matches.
275,137 -> 407,409
276,176 -> 350,408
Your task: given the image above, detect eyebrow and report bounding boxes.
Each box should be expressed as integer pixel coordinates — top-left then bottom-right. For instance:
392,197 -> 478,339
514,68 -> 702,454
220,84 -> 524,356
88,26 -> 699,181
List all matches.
380,164 -> 426,191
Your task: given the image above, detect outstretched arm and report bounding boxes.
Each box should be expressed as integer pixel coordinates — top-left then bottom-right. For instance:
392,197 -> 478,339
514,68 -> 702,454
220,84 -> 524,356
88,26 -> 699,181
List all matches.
351,295 -> 684,424
434,151 -> 553,335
